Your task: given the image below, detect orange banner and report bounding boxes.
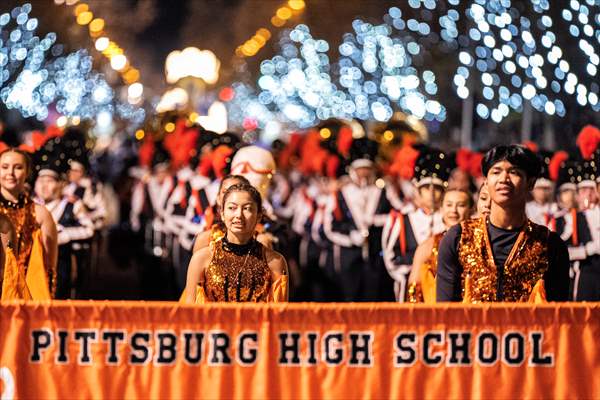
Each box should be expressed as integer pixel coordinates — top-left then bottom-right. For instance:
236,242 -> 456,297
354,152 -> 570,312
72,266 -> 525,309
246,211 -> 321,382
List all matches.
1,301 -> 599,399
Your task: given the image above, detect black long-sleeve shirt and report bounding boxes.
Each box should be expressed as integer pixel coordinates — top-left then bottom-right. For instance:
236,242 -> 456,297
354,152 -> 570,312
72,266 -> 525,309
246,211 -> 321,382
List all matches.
436,221 -> 570,302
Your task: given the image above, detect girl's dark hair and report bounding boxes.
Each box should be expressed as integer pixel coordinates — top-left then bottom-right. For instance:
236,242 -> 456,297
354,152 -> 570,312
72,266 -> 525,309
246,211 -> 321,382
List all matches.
218,174 -> 250,194
0,148 -> 33,178
481,145 -> 541,179
222,183 -> 263,212
443,188 -> 474,209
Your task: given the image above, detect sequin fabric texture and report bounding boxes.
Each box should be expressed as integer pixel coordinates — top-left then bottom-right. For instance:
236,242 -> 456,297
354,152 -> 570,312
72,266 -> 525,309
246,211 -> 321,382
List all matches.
458,217 -> 549,302
0,196 -> 38,273
204,238 -> 271,302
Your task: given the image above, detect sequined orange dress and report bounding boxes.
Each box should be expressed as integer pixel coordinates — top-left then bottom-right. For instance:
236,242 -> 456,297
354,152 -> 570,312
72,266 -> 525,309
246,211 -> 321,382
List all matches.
407,233 -> 444,303
0,195 -> 53,300
192,237 -> 287,303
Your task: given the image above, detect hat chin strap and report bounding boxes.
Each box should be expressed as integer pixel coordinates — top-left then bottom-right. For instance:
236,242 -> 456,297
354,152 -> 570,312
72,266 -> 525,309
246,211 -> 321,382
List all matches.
231,161 -> 274,176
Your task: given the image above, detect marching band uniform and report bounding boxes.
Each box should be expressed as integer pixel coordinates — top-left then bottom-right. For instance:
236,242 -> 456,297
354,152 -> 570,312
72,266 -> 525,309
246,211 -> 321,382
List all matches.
38,166 -> 95,299
526,151 -> 559,229
322,137 -> 394,301
382,147 -> 447,302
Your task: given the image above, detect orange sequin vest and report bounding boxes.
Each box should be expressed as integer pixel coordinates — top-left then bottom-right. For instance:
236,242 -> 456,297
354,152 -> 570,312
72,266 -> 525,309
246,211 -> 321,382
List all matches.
204,238 -> 272,302
458,217 -> 549,302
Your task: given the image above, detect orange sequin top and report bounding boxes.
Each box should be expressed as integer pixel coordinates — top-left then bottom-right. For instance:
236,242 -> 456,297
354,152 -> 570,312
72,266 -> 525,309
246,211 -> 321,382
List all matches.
407,233 -> 444,303
0,195 -> 37,271
458,217 -> 548,303
0,194 -> 54,298
203,237 -> 272,302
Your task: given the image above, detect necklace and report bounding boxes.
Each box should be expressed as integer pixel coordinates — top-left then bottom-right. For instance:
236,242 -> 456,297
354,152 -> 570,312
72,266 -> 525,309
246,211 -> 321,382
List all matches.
0,192 -> 28,209
222,236 -> 255,256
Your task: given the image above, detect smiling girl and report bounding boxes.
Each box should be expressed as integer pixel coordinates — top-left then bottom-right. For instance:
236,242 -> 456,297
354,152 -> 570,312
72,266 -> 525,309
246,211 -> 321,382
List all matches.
407,189 -> 473,303
0,149 -> 57,299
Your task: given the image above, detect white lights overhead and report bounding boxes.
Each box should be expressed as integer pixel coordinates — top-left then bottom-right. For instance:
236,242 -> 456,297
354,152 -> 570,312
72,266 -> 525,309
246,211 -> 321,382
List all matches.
0,4 -> 144,126
165,47 -> 220,84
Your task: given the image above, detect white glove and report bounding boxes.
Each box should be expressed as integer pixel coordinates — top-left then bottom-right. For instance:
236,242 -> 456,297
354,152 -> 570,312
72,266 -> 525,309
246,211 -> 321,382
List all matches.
57,231 -> 70,245
568,246 -> 587,261
350,230 -> 366,247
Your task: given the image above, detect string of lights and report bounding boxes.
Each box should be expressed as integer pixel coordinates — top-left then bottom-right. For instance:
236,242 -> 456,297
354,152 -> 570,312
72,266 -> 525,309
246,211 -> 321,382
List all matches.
235,0 -> 306,58
227,0 -> 599,134
53,0 -> 143,105
0,3 -> 140,126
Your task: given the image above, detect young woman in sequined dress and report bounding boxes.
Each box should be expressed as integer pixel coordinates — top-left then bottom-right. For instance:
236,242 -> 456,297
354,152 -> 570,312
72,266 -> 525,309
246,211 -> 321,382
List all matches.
407,189 -> 473,303
184,183 -> 288,303
0,149 -> 57,299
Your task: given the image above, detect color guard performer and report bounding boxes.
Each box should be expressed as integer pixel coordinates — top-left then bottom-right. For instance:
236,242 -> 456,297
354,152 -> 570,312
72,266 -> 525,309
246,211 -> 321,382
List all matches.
436,145 -> 570,302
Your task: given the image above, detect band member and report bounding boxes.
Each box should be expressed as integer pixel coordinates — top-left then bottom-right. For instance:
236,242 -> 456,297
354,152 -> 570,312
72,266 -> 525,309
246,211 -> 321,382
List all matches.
322,134 -> 401,301
570,127 -> 600,301
0,148 -> 57,299
526,150 -> 559,228
436,145 -> 570,302
382,146 -> 448,301
407,189 -> 473,303
184,183 -> 288,303
35,165 -> 94,299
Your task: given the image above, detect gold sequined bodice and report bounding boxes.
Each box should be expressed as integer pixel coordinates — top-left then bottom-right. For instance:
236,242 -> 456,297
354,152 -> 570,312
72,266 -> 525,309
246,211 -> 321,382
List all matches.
0,196 -> 38,271
204,238 -> 272,302
458,217 -> 549,302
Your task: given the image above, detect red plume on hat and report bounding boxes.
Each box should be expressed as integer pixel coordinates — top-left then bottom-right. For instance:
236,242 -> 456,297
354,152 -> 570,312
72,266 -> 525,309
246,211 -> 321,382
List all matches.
455,148 -> 472,172
0,141 -> 8,153
389,144 -> 420,180
31,130 -> 47,150
197,151 -> 213,177
299,131 -> 322,175
337,126 -> 353,158
549,151 -> 569,181
326,153 -> 341,178
277,132 -> 303,170
212,145 -> 234,179
522,141 -> 539,153
576,125 -> 600,160
469,152 -> 484,178
138,137 -> 155,168
311,148 -> 329,176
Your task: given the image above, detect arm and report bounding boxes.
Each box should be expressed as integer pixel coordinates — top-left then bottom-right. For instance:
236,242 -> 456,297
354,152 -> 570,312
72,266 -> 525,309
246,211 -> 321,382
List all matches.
544,232 -> 570,301
265,248 -> 288,280
0,216 -> 16,292
192,230 -> 212,254
435,224 -> 462,302
408,236 -> 434,285
265,248 -> 289,302
57,201 -> 95,244
36,204 -> 58,297
184,246 -> 210,303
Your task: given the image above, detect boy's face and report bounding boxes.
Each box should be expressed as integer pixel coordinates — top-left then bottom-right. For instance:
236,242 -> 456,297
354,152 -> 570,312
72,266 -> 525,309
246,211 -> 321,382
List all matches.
486,160 -> 533,208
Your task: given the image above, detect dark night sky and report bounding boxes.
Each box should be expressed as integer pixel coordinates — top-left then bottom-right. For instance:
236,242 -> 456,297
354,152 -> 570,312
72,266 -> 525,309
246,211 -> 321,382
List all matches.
137,0 -> 187,71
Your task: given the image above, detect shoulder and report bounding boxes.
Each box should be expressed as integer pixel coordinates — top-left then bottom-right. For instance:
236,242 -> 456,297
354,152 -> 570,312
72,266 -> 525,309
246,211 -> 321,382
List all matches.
417,235 -> 435,254
34,203 -> 53,222
190,245 -> 212,268
264,247 -> 288,276
445,223 -> 463,241
195,230 -> 211,246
